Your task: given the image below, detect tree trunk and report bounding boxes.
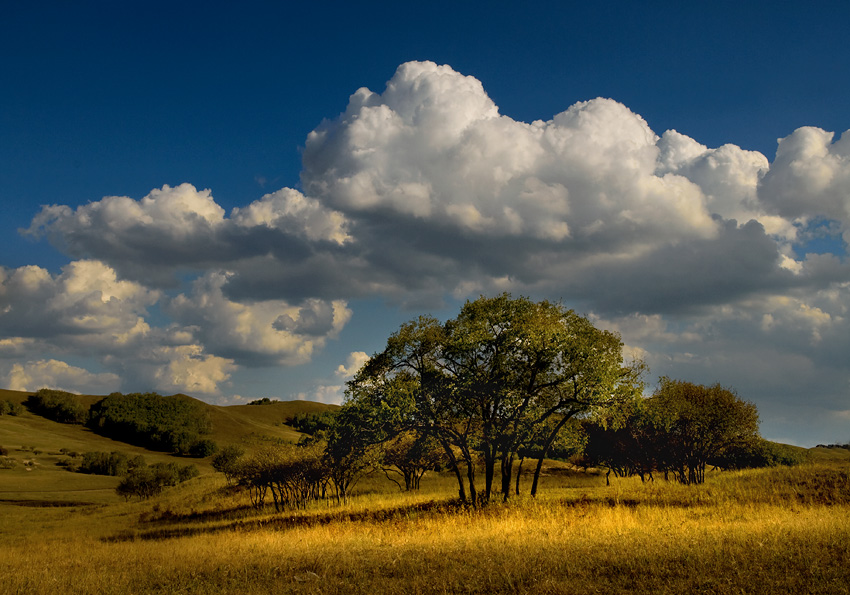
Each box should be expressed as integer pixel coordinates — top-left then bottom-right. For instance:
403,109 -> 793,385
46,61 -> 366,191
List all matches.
439,437 -> 467,503
500,450 -> 514,501
530,414 -> 572,497
515,456 -> 524,496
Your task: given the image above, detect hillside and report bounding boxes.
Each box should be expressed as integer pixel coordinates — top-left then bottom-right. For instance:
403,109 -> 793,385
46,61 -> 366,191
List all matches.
0,389 -> 338,505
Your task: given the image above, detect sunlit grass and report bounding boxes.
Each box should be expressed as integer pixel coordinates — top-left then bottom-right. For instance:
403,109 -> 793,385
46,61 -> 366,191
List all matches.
3,463 -> 850,594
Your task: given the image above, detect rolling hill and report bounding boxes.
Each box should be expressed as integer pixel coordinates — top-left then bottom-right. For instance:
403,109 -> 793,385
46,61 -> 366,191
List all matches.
0,388 -> 338,505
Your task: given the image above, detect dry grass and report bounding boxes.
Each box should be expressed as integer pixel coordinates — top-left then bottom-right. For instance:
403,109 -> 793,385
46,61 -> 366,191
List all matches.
2,464 -> 850,595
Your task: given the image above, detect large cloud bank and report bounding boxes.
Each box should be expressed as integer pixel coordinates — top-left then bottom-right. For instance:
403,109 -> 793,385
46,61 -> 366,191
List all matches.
4,61 -> 850,442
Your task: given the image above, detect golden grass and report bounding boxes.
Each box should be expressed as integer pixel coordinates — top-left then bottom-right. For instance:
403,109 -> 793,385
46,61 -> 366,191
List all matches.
2,464 -> 849,595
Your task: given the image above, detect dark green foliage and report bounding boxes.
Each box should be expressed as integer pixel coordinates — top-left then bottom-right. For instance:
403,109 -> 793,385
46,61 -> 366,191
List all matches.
649,378 -> 760,484
247,397 -> 279,405
815,443 -> 850,450
87,392 -> 213,456
115,461 -> 199,500
711,438 -> 808,469
78,451 -> 129,476
579,379 -> 767,485
211,445 -> 245,484
289,411 -> 337,435
25,389 -> 87,424
0,399 -> 24,416
188,438 -> 218,458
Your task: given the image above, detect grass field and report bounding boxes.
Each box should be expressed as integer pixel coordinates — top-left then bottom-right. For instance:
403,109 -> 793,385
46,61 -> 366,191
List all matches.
2,391 -> 850,594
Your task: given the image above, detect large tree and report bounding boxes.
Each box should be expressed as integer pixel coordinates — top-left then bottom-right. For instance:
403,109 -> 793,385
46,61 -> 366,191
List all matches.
343,293 -> 643,505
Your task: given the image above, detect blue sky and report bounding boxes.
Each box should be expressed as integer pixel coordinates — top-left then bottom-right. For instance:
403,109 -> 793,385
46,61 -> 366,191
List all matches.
2,1 -> 849,447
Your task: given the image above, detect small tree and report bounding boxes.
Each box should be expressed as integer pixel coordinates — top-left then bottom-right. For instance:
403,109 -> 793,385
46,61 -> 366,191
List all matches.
212,445 -> 245,484
381,431 -> 445,491
648,378 -> 760,484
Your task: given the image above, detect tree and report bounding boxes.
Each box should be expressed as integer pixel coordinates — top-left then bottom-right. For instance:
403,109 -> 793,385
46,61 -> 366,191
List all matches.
380,431 -> 445,491
343,293 -> 644,505
647,378 -> 760,484
212,445 -> 245,484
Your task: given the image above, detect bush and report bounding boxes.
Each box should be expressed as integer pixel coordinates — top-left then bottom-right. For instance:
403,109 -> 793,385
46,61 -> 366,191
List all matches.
25,389 -> 87,424
188,438 -> 218,458
712,438 -> 809,469
115,461 -> 199,500
0,445 -> 8,456
247,397 -> 279,405
0,399 -> 24,416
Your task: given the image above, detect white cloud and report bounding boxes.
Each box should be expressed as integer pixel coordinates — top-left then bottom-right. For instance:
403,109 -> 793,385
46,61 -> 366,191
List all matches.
167,271 -> 352,366
0,260 -> 157,342
2,359 -> 120,394
759,127 -> 850,232
231,187 -> 350,245
150,345 -> 236,395
335,351 -> 369,378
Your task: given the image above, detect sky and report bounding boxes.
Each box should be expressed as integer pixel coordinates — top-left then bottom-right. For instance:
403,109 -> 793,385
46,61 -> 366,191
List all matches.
2,1 -> 849,447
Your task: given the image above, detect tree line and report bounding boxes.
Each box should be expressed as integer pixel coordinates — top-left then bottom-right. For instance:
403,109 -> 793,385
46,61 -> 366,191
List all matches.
24,389 -> 218,457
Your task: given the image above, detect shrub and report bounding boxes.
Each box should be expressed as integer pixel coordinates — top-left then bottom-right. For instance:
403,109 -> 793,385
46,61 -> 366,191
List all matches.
188,438 -> 218,458
247,397 -> 279,405
289,411 -> 337,435
0,399 -> 24,416
115,461 -> 200,500
712,438 -> 809,469
0,445 -> 8,456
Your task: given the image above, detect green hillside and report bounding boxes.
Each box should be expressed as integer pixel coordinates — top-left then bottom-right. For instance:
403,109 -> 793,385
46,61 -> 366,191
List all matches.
0,389 -> 338,505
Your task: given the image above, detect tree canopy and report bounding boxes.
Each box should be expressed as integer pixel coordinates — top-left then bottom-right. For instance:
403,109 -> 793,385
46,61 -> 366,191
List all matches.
342,293 -> 644,506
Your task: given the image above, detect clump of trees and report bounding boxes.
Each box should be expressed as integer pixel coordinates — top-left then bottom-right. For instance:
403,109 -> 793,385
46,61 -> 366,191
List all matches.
289,411 -> 337,436
87,392 -> 217,457
231,443 -> 330,510
247,397 -> 280,405
211,445 -> 245,484
76,451 -> 144,476
24,389 -> 87,424
578,378 -> 788,484
115,461 -> 199,500
339,293 -> 644,506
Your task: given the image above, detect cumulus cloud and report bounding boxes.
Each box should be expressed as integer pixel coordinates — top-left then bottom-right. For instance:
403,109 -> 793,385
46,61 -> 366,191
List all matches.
0,260 -> 157,342
759,127 -> 850,230
24,183 -> 351,288
166,271 -> 352,366
335,351 -> 369,378
2,359 -> 121,393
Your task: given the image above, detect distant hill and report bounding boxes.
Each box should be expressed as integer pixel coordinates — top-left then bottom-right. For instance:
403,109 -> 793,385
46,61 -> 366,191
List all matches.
0,389 -> 339,504
0,388 -> 339,456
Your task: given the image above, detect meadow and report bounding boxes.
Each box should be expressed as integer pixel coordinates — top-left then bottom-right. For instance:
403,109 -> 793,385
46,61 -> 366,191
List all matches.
2,389 -> 850,594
